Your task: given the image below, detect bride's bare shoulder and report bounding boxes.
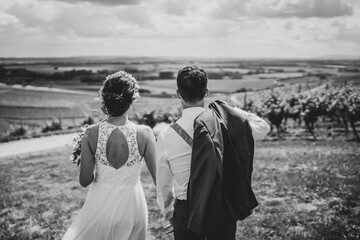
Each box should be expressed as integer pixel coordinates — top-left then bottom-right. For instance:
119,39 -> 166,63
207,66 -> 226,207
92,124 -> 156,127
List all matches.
134,124 -> 155,156
135,124 -> 153,140
82,123 -> 100,147
84,123 -> 100,135
81,122 -> 104,153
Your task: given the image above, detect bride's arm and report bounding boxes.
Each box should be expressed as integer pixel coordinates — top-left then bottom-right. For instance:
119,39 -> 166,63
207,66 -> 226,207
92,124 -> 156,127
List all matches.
141,126 -> 157,184
79,126 -> 97,187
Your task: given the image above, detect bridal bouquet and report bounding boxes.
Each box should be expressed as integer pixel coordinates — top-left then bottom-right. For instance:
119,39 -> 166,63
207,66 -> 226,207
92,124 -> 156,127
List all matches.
69,125 -> 89,166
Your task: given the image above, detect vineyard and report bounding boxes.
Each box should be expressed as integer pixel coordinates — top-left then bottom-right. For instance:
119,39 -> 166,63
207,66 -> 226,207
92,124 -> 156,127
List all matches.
1,59 -> 360,143
229,82 -> 360,141
129,81 -> 360,142
1,81 -> 360,142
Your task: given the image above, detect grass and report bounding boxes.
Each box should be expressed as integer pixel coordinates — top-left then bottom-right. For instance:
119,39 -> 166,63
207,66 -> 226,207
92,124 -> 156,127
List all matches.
239,140 -> 360,240
0,139 -> 359,239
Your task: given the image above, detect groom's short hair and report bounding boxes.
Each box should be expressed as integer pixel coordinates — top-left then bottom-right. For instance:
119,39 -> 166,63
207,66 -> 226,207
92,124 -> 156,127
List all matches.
177,66 -> 208,103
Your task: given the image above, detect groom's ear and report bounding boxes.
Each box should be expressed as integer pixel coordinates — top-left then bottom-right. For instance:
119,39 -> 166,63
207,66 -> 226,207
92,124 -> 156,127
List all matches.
176,89 -> 182,99
205,88 -> 209,97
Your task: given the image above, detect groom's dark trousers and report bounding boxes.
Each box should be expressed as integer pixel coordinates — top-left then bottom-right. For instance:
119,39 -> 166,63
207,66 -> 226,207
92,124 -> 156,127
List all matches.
173,199 -> 237,240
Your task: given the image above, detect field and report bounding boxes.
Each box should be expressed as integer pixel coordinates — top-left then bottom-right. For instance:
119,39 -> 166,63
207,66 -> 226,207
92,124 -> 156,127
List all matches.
0,139 -> 359,239
139,75 -> 289,94
1,58 -> 359,129
0,84 -> 174,136
0,85 -> 100,138
1,58 -> 360,239
0,83 -> 230,140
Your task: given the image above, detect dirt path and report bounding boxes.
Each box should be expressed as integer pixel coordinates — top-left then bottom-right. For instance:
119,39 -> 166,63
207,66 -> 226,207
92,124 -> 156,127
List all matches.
0,83 -> 91,95
0,134 -> 74,158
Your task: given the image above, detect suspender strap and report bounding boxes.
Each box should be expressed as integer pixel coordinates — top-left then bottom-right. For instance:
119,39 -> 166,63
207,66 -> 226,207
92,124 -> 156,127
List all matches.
170,122 -> 193,148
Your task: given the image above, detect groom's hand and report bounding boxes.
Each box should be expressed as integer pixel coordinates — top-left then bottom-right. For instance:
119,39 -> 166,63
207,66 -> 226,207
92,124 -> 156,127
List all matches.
164,217 -> 173,229
168,217 -> 173,228
165,217 -> 174,234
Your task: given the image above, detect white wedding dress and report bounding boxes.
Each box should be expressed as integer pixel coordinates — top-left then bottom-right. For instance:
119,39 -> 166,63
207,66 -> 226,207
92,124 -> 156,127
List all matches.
62,121 -> 148,240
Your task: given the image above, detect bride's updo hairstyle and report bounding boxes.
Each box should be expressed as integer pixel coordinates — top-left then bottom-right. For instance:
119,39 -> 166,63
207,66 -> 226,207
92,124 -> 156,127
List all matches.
99,71 -> 139,117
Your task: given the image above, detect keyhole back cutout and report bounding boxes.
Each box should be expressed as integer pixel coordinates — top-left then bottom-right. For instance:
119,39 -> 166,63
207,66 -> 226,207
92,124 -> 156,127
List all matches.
105,128 -> 129,169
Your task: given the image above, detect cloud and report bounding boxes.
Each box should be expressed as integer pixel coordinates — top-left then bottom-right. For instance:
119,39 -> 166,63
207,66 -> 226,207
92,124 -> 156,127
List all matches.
43,0 -> 141,6
335,24 -> 360,44
7,1 -> 58,27
4,0 -> 154,39
212,0 -> 251,20
324,19 -> 360,45
162,0 -> 190,16
0,0 -> 359,58
0,12 -> 19,27
213,0 -> 354,20
284,21 -> 293,30
254,0 -> 354,18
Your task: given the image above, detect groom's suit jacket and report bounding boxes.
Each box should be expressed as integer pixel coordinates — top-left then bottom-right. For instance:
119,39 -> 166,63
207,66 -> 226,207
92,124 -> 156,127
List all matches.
187,100 -> 258,235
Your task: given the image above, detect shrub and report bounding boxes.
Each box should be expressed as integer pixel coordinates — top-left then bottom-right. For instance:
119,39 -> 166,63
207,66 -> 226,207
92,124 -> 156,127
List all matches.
9,126 -> 27,137
42,118 -> 62,133
0,126 -> 28,142
83,116 -> 94,125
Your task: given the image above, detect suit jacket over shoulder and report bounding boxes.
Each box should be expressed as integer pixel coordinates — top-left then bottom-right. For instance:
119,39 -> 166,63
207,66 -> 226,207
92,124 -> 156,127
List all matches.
187,100 -> 258,235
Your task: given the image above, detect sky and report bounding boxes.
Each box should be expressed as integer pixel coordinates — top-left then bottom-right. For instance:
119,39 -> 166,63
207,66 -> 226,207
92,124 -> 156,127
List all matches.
0,0 -> 359,59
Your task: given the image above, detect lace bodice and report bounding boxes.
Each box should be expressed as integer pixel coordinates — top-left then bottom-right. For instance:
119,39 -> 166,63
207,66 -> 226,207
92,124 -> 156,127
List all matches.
93,121 -> 143,188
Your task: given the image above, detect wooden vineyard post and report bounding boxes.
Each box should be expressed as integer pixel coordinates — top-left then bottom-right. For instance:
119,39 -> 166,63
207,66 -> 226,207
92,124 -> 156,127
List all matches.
243,93 -> 247,109
20,113 -> 24,130
72,117 -> 76,129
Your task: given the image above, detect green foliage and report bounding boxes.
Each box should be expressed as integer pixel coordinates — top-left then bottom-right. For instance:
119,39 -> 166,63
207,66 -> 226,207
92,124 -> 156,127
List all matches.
131,109 -> 181,128
207,71 -> 243,79
0,126 -> 28,142
234,83 -> 360,140
42,119 -> 62,133
235,87 -> 251,93
9,126 -> 27,137
0,67 -> 96,84
82,116 -> 94,125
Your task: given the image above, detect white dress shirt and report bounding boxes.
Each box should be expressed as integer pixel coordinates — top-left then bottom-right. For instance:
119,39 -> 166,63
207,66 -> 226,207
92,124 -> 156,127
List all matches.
156,106 -> 270,220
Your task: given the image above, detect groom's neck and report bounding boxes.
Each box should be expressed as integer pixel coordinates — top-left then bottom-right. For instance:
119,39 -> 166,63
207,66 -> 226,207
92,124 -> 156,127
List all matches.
182,99 -> 205,110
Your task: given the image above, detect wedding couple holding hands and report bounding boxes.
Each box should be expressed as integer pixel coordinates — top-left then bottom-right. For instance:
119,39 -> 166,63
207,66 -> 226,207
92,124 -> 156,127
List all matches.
62,66 -> 270,240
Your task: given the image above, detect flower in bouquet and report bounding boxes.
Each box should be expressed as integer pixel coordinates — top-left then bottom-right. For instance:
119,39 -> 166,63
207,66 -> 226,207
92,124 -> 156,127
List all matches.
69,124 -> 89,166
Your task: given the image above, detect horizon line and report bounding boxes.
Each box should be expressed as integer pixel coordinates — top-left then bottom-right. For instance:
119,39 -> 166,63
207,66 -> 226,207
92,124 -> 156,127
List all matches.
1,54 -> 360,61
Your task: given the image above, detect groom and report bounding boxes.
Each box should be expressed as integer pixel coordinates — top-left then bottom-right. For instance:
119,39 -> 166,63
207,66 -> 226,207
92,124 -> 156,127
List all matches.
156,66 -> 270,240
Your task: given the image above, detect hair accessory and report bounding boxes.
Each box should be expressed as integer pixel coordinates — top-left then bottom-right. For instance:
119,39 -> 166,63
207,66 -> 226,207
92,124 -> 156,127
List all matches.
112,93 -> 123,100
132,83 -> 140,102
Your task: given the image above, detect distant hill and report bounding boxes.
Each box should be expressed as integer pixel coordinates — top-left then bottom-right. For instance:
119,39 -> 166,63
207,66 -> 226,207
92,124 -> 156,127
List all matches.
316,54 -> 360,60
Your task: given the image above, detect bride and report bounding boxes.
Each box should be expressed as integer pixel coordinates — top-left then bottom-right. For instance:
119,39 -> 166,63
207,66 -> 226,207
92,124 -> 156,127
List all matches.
62,71 -> 157,240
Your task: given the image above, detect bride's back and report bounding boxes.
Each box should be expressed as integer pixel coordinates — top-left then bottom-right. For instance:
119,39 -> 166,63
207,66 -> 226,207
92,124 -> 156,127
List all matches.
92,121 -> 144,187
106,127 -> 130,169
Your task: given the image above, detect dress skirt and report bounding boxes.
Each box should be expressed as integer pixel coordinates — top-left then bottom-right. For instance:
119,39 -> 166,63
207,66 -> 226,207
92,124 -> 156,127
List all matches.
62,180 -> 148,240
